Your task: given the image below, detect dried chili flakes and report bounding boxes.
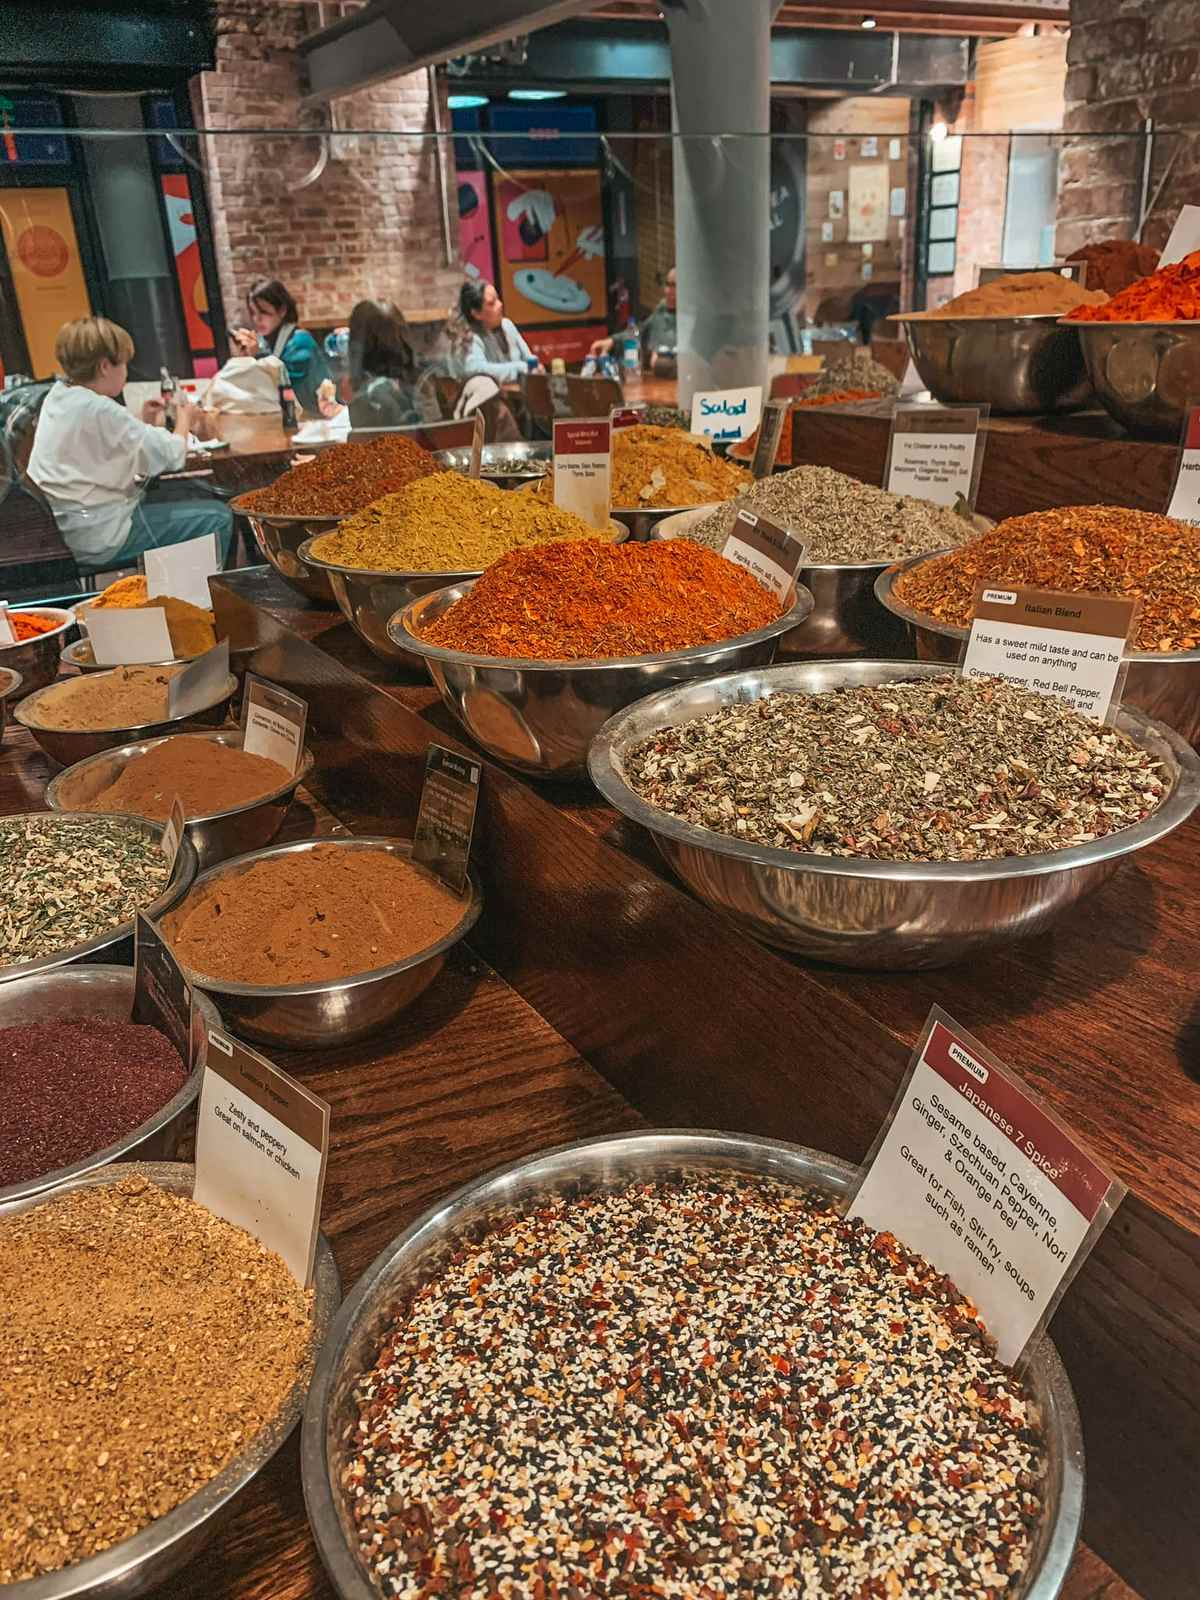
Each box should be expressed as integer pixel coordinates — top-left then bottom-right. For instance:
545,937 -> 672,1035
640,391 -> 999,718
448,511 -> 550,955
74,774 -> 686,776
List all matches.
894,504 -> 1200,652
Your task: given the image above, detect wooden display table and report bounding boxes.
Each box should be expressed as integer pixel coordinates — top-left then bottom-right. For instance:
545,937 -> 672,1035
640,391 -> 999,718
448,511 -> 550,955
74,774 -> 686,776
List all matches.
193,565 -> 1200,1600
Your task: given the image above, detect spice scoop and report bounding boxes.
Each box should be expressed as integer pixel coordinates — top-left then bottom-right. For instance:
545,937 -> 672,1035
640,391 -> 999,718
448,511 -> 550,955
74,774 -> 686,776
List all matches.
588,659 -> 1200,969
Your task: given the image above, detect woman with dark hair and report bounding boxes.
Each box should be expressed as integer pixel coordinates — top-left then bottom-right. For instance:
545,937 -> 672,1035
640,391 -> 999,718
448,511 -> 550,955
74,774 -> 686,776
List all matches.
453,279 -> 541,384
230,277 -> 328,412
345,300 -> 437,429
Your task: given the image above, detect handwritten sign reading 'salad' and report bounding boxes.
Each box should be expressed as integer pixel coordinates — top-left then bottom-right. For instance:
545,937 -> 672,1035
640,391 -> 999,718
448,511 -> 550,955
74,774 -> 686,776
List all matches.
849,1009 -> 1124,1366
689,386 -> 764,445
962,585 -> 1137,723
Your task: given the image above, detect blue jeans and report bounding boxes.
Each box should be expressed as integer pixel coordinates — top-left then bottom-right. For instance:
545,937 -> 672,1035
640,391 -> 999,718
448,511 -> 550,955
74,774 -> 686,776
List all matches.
83,484 -> 236,574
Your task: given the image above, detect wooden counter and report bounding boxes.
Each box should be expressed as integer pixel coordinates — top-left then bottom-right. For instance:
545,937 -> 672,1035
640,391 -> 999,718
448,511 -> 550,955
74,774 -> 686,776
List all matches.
200,566 -> 1200,1600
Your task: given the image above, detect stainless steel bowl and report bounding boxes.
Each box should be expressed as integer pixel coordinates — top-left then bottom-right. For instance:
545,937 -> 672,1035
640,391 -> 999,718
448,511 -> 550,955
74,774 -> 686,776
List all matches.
159,836 -> 482,1050
1071,319 -> 1200,440
654,506 -> 915,659
63,636 -> 189,674
588,660 -> 1200,969
301,1128 -> 1084,1600
45,730 -> 315,872
391,579 -> 815,781
300,521 -> 628,667
896,314 -> 1092,414
0,1160 -> 339,1599
610,502 -> 714,540
0,665 -> 22,743
229,492 -> 340,604
14,668 -> 238,767
0,966 -> 219,1207
0,605 -> 76,698
0,812 -> 198,984
876,553 -> 1200,748
434,440 -> 551,486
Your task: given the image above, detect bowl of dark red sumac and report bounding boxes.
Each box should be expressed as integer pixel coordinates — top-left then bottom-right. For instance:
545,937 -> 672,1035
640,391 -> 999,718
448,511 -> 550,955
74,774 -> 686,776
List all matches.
301,1130 -> 1084,1600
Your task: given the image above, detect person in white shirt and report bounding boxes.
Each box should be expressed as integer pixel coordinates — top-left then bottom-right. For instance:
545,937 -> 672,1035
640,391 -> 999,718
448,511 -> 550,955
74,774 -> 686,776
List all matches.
452,280 -> 543,385
27,317 -> 234,574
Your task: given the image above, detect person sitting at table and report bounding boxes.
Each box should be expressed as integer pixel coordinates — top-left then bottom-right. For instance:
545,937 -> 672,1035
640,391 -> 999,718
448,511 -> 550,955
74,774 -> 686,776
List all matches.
590,266 -> 677,368
27,316 -> 235,576
229,277 -> 329,414
453,280 -> 543,385
336,299 -> 439,429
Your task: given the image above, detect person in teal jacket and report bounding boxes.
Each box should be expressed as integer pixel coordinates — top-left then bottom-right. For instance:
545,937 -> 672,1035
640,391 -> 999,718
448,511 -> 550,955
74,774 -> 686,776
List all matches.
230,278 -> 329,414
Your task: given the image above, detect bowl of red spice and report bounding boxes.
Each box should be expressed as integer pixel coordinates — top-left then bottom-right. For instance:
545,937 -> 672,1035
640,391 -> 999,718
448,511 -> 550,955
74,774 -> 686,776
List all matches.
301,1129 -> 1084,1600
390,538 -> 813,781
0,604 -> 76,698
0,963 -> 220,1207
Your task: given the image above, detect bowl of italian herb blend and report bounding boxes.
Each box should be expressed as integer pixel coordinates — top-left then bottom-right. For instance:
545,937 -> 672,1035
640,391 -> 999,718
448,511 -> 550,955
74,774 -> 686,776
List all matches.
0,813 -> 197,983
0,1161 -> 340,1596
301,1130 -> 1084,1600
588,660 -> 1200,969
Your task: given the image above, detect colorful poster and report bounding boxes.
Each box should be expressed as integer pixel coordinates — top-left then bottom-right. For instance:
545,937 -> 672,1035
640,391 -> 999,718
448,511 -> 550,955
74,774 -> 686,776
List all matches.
161,174 -> 215,373
0,187 -> 91,378
457,171 -> 496,289
494,168 -> 607,326
848,163 -> 890,243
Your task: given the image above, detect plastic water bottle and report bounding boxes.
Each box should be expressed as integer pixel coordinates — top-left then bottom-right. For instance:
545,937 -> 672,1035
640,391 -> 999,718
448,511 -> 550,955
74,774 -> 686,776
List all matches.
622,318 -> 640,371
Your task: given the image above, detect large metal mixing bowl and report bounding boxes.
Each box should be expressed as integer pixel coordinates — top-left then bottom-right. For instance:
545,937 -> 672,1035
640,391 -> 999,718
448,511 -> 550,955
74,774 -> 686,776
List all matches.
0,812 -> 197,985
0,1160 -> 340,1599
301,1128 -> 1084,1600
654,505 -> 914,659
896,314 -> 1092,414
229,493 -> 340,604
391,578 -> 815,780
0,605 -> 76,697
1072,319 -> 1200,440
45,729 -> 315,872
0,965 -> 219,1207
299,520 -> 627,667
876,553 -> 1200,748
63,636 -> 188,674
588,660 -> 1200,969
159,836 -> 482,1050
15,668 -> 238,767
434,440 -> 550,486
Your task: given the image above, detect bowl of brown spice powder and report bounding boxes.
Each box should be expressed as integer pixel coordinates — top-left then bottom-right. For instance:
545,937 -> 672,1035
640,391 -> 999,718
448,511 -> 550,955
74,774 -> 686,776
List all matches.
301,1130 -> 1084,1600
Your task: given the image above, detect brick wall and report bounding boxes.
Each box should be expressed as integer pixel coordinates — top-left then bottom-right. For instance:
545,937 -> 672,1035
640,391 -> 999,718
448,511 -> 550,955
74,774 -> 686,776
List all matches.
805,99 -> 910,322
194,0 -> 462,331
1057,0 -> 1197,256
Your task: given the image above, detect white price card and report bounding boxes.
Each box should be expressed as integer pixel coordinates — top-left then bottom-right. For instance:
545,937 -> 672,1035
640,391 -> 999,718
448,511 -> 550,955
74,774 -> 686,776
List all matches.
885,402 -> 983,508
0,604 -> 13,646
144,532 -> 221,610
87,605 -> 173,666
195,1026 -> 330,1285
553,416 -> 611,529
849,1008 -> 1125,1367
241,674 -> 307,776
689,385 -> 764,445
1167,406 -> 1200,525
962,584 -> 1137,723
1158,204 -> 1200,269
721,509 -> 806,602
167,637 -> 230,719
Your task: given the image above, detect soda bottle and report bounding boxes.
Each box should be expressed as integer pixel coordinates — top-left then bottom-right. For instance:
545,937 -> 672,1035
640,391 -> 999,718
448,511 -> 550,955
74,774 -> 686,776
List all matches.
278,381 -> 298,431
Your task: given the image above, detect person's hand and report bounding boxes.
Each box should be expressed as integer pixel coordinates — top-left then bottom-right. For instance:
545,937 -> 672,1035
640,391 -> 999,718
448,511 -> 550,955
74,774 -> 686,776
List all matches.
230,327 -> 257,356
173,398 -> 197,438
589,336 -> 615,358
317,395 -> 345,421
141,398 -> 167,426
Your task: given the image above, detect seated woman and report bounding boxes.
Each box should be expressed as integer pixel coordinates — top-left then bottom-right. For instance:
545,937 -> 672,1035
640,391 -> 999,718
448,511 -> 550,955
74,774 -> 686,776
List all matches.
453,280 -> 542,385
344,300 -> 438,429
230,278 -> 329,414
27,317 -> 234,576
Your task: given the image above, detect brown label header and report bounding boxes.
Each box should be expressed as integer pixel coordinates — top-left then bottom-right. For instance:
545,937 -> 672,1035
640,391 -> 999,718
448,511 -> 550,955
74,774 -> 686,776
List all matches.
893,406 -> 979,436
206,1029 -> 328,1149
972,584 -> 1136,642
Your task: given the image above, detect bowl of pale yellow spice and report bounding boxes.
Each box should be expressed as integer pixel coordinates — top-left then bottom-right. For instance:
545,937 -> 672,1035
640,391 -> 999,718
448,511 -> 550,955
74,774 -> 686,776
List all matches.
300,470 -> 625,666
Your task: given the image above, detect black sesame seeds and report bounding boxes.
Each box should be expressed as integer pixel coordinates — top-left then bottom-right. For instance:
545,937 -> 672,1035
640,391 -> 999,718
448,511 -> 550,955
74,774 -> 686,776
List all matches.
345,1175 -> 1046,1598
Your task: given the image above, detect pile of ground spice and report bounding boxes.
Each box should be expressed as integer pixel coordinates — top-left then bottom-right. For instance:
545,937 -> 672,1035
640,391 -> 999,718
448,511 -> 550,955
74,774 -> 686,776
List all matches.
420,538 -> 780,660
346,1172 -> 1047,1599
688,463 -> 969,565
894,504 -> 1200,651
534,424 -> 752,508
309,471 -> 613,572
0,1020 -> 186,1186
0,816 -> 172,969
160,843 -> 464,986
88,576 -> 216,658
625,676 -> 1165,862
21,665 -> 185,731
79,736 -> 291,823
242,434 -> 439,516
6,611 -> 61,642
1064,239 -> 1160,298
912,270 -> 1107,318
1067,249 -> 1200,321
0,1174 -> 312,1581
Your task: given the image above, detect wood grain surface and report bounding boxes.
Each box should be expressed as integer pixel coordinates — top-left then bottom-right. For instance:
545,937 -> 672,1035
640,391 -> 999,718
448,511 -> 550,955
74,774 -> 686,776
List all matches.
204,567 -> 1200,1598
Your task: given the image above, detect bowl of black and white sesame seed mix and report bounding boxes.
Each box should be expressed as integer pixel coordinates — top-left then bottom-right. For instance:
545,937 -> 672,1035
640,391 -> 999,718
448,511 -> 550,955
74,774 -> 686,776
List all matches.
588,660 -> 1200,969
301,1130 -> 1084,1600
